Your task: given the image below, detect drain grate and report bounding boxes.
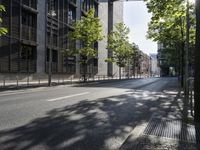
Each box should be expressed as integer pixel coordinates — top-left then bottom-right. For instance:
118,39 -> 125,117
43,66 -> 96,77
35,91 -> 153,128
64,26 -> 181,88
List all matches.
143,118 -> 196,143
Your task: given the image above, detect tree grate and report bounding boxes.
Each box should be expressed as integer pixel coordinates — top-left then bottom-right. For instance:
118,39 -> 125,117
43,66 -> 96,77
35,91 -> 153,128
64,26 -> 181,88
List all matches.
143,118 -> 196,143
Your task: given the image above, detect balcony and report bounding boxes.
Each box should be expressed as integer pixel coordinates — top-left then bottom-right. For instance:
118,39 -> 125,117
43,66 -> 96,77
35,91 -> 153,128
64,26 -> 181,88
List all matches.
22,0 -> 37,10
21,25 -> 36,42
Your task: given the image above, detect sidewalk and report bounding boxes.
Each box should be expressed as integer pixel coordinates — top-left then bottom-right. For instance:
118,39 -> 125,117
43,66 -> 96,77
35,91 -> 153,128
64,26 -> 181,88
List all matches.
0,76 -> 145,91
120,84 -> 197,150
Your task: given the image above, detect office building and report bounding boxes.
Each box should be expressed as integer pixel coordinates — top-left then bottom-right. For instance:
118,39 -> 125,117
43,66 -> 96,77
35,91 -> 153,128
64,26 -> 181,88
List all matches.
0,0 -> 123,80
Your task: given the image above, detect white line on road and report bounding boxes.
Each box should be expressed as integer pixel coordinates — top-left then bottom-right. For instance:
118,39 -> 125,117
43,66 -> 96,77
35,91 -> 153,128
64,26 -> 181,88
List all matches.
46,92 -> 90,102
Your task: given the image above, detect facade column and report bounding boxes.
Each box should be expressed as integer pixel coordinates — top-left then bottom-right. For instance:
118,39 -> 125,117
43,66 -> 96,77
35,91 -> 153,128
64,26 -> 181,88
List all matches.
97,1 -> 108,76
75,0 -> 81,77
36,0 -> 47,75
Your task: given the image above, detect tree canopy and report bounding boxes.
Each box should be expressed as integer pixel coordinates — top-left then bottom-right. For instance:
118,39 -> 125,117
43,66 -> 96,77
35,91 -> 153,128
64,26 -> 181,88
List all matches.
107,22 -> 133,78
0,4 -> 7,36
67,8 -> 103,81
68,9 -> 103,58
144,0 -> 195,80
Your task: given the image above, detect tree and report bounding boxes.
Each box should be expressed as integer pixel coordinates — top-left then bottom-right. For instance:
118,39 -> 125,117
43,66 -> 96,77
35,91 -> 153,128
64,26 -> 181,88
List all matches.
67,9 -> 103,82
0,4 -> 7,36
131,44 -> 141,77
106,23 -> 133,79
144,0 -> 195,86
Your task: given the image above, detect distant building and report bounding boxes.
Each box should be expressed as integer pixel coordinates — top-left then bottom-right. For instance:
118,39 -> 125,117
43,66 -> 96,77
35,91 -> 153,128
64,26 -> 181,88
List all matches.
140,52 -> 150,76
157,42 -> 176,76
150,53 -> 160,77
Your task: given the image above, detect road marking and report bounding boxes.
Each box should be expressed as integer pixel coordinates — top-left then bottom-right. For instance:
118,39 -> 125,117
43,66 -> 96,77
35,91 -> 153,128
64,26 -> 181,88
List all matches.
0,88 -> 47,97
0,85 -> 73,97
47,92 -> 90,102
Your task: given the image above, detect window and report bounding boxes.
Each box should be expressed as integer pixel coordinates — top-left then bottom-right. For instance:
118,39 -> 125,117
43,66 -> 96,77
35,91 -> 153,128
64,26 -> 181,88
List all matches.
68,6 -> 76,24
47,0 -> 58,18
20,45 -> 36,73
22,11 -> 36,27
46,49 -> 58,62
22,11 -> 37,41
21,45 -> 36,60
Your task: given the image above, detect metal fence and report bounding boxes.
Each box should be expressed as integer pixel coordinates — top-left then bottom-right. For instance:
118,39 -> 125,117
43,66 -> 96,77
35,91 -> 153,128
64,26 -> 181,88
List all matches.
0,74 -> 149,89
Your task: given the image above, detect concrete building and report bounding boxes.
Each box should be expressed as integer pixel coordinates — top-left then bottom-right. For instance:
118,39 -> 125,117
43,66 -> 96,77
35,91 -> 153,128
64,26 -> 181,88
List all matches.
149,53 -> 160,77
0,0 -> 123,80
140,52 -> 150,76
157,42 -> 172,76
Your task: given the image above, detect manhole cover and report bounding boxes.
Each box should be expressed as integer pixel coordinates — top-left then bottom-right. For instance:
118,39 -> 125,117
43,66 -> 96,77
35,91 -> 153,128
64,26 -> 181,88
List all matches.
143,118 -> 196,143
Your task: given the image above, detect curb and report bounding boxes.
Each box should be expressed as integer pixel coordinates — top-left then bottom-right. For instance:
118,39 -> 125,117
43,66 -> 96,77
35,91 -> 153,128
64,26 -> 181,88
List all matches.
119,123 -> 148,150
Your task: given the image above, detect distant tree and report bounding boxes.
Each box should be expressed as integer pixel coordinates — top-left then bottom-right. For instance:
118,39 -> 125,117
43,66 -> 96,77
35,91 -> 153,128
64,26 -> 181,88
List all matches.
106,23 -> 133,79
67,9 -> 104,82
130,44 -> 141,77
0,4 -> 7,36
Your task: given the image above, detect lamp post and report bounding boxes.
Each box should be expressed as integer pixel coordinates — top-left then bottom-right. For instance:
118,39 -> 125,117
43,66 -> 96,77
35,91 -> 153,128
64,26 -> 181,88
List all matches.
48,7 -> 56,86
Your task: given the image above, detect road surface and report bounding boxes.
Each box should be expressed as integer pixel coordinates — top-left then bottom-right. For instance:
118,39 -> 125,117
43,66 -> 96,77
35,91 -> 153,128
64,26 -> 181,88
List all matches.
0,77 -> 180,150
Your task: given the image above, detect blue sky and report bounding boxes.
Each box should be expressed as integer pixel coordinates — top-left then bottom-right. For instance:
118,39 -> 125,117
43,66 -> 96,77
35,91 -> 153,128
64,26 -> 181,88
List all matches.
123,1 -> 157,54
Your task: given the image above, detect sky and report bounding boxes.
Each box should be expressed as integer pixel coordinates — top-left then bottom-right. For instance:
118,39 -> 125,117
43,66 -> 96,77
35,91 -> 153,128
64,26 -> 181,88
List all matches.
123,1 -> 157,55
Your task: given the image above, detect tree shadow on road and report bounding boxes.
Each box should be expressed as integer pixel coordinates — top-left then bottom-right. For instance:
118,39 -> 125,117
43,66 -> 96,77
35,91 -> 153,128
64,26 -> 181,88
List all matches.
0,88 -> 181,150
0,78 -> 187,150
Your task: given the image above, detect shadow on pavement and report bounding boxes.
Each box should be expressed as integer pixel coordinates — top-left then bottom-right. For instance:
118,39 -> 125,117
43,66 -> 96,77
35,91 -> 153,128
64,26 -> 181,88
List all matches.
0,80 -> 185,150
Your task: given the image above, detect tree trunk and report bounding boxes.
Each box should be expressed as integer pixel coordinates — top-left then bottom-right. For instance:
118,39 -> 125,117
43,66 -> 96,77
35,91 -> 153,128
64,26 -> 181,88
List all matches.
181,41 -> 185,87
83,60 -> 87,83
194,0 -> 200,123
119,67 -> 121,79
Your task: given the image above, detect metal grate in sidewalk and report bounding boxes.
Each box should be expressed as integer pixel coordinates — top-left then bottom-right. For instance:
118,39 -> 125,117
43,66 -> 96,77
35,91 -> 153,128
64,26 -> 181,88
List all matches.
143,118 -> 196,143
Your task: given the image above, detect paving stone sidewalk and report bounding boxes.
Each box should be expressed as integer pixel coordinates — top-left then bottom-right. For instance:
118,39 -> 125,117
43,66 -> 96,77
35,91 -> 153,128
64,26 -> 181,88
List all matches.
123,135 -> 197,150
120,83 -> 198,150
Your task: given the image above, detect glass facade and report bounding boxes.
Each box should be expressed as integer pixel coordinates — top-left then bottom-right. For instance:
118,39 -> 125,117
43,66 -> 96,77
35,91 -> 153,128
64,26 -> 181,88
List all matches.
0,0 -> 37,73
0,0 -> 99,75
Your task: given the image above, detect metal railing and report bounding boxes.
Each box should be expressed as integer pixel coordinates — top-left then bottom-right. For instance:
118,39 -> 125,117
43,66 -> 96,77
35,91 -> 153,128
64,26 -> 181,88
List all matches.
0,74 -> 149,89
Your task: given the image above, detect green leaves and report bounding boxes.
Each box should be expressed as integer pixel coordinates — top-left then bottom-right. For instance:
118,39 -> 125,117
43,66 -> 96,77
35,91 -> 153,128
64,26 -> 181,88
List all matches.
107,23 -> 133,68
68,9 -> 103,58
145,0 -> 195,66
0,5 -> 5,12
0,4 -> 7,36
0,27 -> 7,36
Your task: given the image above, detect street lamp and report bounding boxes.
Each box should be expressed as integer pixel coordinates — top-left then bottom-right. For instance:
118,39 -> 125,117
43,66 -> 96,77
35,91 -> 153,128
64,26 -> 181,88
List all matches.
48,8 -> 56,86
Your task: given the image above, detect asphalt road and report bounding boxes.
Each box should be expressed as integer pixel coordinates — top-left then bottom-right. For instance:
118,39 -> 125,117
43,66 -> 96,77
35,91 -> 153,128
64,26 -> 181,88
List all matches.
0,77 -> 180,150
